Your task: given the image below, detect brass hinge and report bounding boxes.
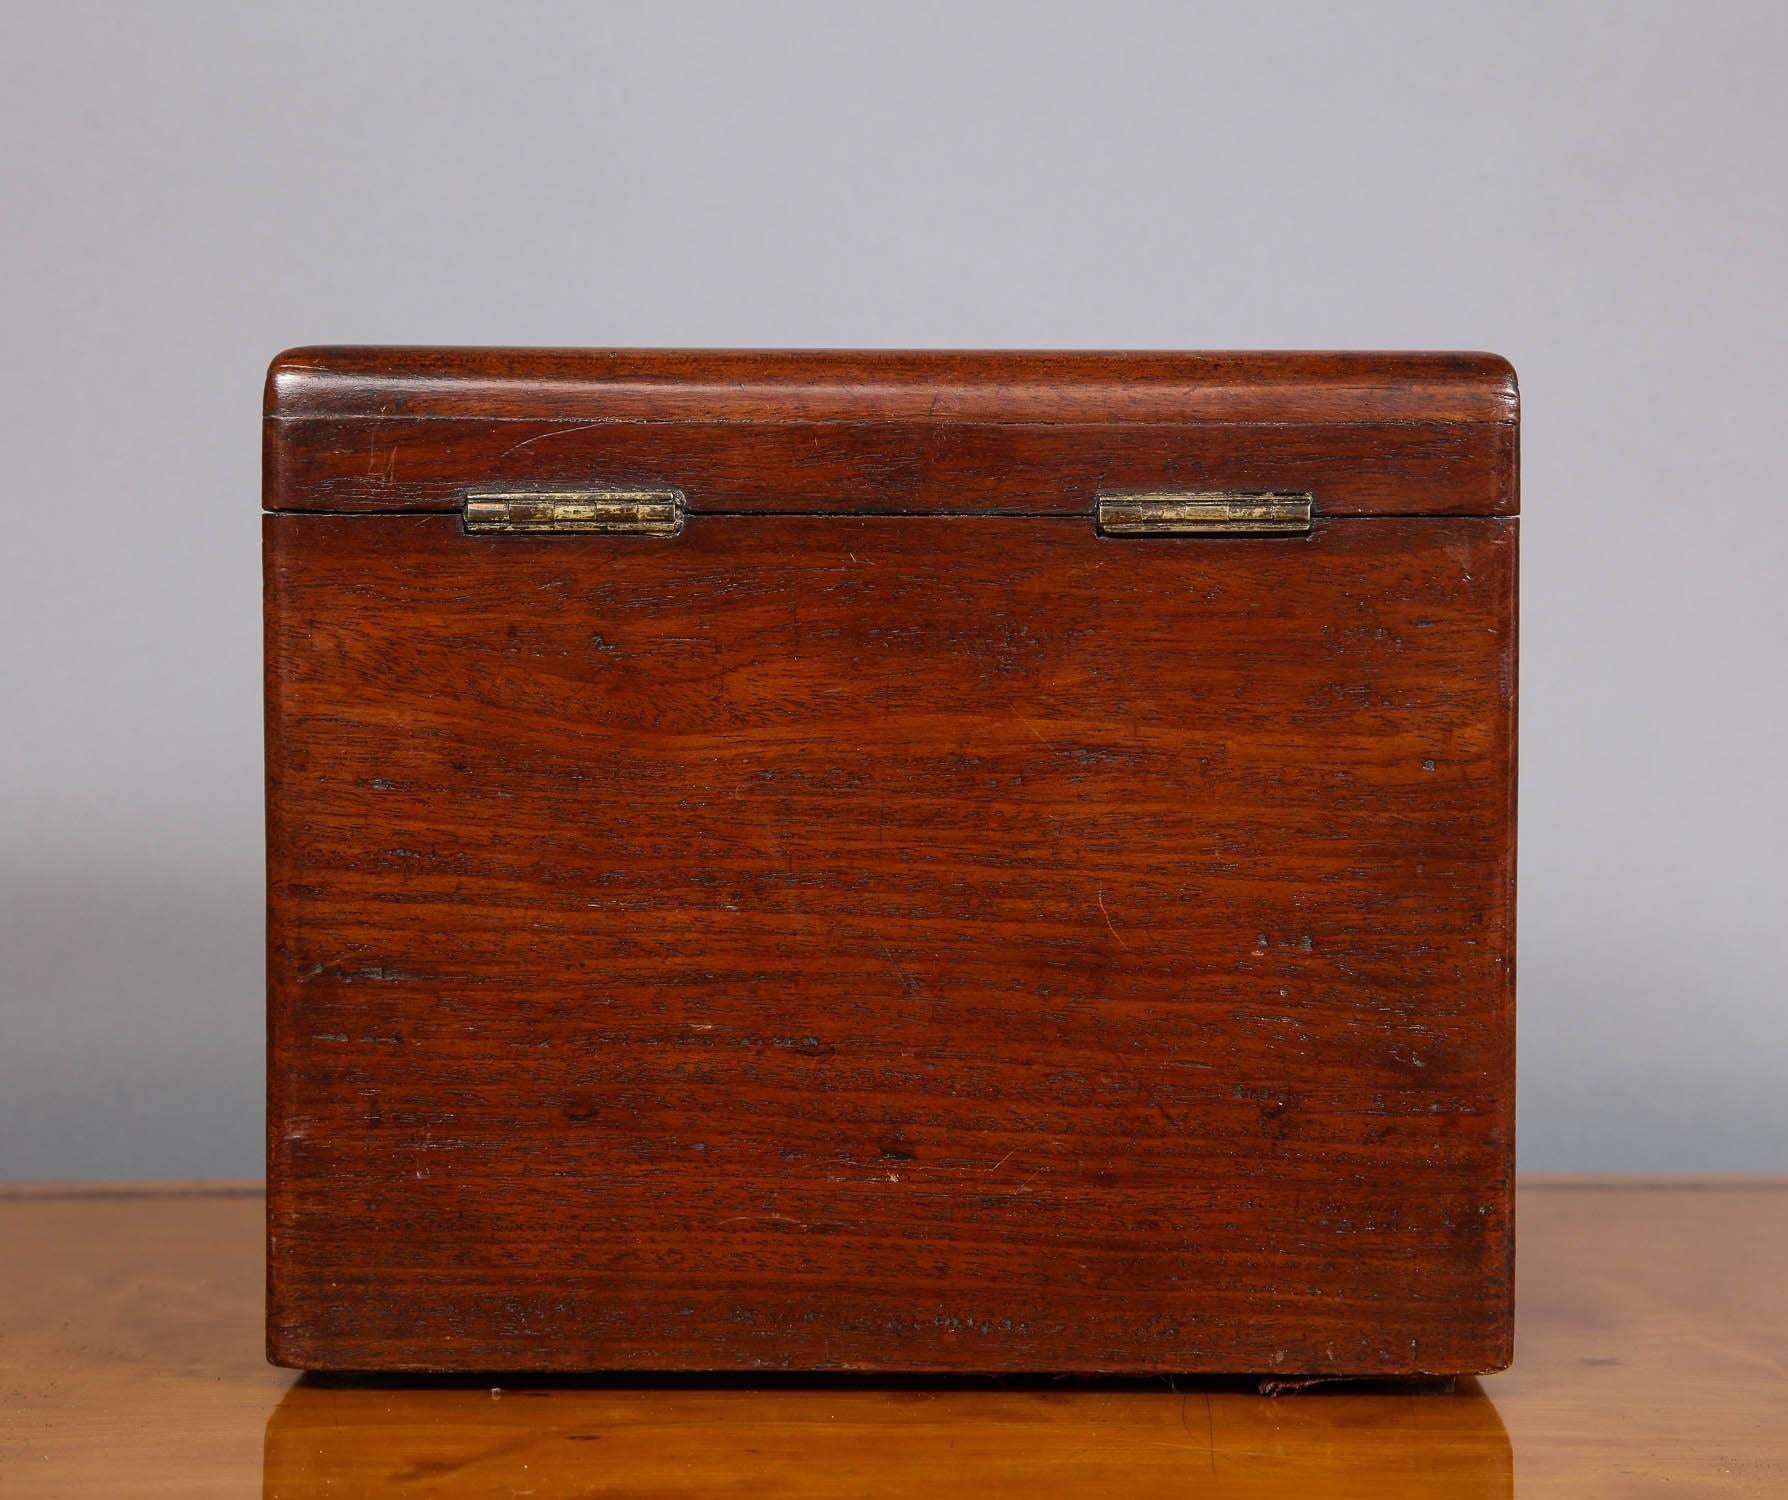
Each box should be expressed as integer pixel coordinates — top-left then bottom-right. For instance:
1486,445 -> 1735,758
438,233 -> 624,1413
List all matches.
1096,491 -> 1314,537
462,487 -> 686,536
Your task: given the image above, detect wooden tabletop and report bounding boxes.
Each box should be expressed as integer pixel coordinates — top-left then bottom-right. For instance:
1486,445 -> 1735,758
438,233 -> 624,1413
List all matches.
1,1181 -> 1783,1497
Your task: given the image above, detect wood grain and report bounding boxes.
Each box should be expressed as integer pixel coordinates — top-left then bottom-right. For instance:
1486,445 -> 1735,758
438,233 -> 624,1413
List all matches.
267,413 -> 1516,517
263,349 -> 1518,517
266,348 -> 1520,424
265,510 -> 1516,1374
6,1183 -> 1788,1498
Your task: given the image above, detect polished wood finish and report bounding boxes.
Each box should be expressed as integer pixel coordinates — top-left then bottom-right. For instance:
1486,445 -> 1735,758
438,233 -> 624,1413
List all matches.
264,350 -> 1517,1374
269,412 -> 1517,517
4,1182 -> 1786,1497
264,349 -> 1518,516
267,514 -> 1515,1374
267,348 -> 1522,423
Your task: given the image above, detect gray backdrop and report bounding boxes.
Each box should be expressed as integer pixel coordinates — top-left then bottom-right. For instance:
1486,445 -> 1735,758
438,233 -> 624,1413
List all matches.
2,2 -> 1783,1180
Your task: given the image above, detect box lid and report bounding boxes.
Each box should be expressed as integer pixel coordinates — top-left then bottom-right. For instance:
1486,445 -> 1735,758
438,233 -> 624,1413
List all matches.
264,348 -> 1517,518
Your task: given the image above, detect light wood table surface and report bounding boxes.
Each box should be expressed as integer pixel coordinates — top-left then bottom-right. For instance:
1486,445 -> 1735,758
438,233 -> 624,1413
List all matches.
1,1180 -> 1783,1496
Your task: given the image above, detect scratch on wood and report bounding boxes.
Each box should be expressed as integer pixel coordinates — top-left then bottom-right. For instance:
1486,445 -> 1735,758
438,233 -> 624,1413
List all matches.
1096,885 -> 1132,949
495,421 -> 611,462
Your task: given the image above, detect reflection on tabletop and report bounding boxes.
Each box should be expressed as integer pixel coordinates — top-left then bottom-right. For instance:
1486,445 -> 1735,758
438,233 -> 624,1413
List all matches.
263,1373 -> 1511,1499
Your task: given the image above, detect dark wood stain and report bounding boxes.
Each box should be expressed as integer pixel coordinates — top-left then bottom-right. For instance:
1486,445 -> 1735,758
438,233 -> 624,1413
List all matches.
264,348 -> 1517,520
268,415 -> 1514,518
266,347 -> 1519,425
264,350 -> 1517,1375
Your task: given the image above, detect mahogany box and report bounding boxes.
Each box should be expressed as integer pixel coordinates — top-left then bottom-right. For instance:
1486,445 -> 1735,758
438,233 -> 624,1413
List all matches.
264,349 -> 1518,1375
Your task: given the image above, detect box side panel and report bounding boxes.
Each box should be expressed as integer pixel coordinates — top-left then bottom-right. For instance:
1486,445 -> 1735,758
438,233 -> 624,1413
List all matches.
263,519 -> 303,1365
265,513 -> 1515,1374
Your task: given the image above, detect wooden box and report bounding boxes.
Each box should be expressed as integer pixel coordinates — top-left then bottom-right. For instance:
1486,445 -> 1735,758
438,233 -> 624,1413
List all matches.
264,349 -> 1517,1375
